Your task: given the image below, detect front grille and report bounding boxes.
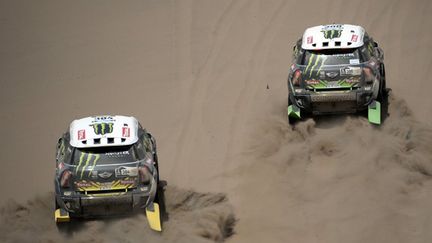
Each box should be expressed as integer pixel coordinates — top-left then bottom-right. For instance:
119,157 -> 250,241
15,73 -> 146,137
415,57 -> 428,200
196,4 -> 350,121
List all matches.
311,86 -> 359,92
78,188 -> 134,195
310,93 -> 357,102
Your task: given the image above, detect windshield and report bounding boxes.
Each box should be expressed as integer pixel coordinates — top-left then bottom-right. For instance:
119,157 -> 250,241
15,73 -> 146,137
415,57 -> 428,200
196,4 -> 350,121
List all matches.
302,48 -> 362,66
72,145 -> 143,165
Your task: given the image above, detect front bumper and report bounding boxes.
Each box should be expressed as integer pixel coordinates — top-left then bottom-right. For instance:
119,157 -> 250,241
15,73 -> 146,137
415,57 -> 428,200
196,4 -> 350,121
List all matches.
56,189 -> 154,217
290,89 -> 376,115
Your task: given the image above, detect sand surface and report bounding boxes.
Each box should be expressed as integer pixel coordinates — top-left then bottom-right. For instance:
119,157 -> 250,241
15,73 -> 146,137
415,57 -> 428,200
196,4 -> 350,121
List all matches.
1,0 -> 432,242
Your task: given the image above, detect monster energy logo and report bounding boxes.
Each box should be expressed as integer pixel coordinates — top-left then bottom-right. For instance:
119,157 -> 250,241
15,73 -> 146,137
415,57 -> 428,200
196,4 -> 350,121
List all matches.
304,54 -> 328,78
322,29 -> 342,39
75,153 -> 100,179
91,123 -> 114,135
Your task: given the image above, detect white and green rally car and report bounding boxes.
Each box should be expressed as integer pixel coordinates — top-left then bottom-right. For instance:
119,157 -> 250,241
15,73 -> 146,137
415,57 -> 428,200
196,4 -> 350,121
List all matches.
54,115 -> 163,231
287,24 -> 388,124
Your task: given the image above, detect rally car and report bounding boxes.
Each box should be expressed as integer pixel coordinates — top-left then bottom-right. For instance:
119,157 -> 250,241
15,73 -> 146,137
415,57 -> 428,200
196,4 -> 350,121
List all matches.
287,24 -> 387,124
54,115 -> 163,231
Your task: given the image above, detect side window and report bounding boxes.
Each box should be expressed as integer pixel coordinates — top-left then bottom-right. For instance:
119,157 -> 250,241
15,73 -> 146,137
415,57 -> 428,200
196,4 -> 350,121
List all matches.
135,138 -> 146,160
293,39 -> 303,64
359,45 -> 371,62
365,39 -> 375,58
142,134 -> 153,153
56,138 -> 65,162
292,45 -> 298,62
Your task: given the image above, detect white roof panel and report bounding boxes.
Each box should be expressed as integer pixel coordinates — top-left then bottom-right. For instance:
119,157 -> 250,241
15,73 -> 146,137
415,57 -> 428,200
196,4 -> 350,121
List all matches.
301,24 -> 365,50
69,115 -> 139,148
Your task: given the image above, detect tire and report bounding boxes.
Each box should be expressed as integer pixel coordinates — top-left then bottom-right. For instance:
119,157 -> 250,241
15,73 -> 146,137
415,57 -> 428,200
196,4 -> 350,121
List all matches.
288,97 -> 296,125
378,64 -> 387,101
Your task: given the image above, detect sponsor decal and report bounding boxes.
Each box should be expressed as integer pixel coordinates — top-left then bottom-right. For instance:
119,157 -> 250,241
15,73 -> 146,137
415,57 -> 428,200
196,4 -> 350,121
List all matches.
120,179 -> 136,185
94,116 -> 114,122
351,34 -> 358,42
115,166 -> 138,177
91,123 -> 114,135
349,59 -> 360,65
321,24 -> 344,39
78,130 -> 86,140
307,36 -> 313,44
100,182 -> 112,190
75,181 -> 92,187
306,79 -> 320,85
105,151 -> 130,157
340,66 -> 361,76
90,170 -> 98,179
122,127 -> 130,137
320,71 -> 326,79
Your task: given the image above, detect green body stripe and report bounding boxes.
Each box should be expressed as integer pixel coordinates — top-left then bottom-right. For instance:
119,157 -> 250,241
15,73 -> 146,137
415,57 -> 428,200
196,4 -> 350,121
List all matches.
309,55 -> 321,77
76,153 -> 85,173
109,123 -> 113,133
87,154 -> 100,177
102,123 -> 106,135
304,54 -> 315,75
59,142 -> 65,154
80,154 -> 93,178
316,56 -> 327,75
331,30 -> 335,38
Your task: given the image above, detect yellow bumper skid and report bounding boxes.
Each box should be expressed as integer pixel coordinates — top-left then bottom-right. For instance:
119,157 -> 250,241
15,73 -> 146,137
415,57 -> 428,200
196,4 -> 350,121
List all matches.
55,208 -> 70,223
146,202 -> 162,231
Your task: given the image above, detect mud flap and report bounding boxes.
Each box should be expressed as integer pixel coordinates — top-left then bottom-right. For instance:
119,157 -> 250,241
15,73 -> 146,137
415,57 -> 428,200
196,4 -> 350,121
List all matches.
55,208 -> 70,223
288,104 -> 301,120
146,202 -> 162,231
368,100 -> 381,125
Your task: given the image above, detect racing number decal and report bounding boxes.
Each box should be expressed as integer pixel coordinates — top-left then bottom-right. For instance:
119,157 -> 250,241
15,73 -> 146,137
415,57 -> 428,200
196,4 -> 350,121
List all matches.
91,123 -> 114,135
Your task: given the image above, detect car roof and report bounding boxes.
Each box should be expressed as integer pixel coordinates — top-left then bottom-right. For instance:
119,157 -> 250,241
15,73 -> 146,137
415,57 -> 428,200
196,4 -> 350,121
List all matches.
69,115 -> 140,148
301,24 -> 365,50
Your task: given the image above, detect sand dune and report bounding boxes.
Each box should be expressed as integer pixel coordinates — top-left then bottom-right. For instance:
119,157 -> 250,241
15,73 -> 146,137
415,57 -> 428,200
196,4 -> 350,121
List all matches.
1,0 -> 432,242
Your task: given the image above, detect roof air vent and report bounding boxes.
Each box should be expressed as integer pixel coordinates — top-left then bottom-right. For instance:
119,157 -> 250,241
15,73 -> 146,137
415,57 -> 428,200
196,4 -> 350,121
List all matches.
323,42 -> 329,47
94,138 -> 101,144
335,41 -> 341,46
107,138 -> 114,144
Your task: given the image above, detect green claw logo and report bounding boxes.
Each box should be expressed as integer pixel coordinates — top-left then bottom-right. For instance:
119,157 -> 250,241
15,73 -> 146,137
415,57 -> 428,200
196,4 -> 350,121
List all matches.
322,29 -> 342,39
91,123 -> 114,135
